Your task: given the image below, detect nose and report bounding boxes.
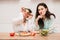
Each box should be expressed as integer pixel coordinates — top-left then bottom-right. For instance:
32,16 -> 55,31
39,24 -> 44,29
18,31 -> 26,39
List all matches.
39,10 -> 42,13
40,12 -> 42,14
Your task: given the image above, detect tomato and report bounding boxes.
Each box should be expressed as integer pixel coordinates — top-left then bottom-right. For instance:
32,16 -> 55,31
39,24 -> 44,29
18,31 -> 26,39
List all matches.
10,32 -> 15,37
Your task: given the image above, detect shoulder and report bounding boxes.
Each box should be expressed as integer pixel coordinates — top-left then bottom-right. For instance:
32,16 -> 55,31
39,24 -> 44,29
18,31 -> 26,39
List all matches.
50,15 -> 55,20
48,15 -> 56,23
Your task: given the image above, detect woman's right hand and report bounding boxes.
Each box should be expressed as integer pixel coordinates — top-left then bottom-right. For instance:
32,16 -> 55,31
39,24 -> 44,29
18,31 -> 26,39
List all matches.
35,15 -> 42,26
36,15 -> 42,21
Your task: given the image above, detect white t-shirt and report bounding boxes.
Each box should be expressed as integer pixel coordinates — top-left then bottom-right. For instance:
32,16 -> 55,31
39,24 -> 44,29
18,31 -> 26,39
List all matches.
13,12 -> 35,32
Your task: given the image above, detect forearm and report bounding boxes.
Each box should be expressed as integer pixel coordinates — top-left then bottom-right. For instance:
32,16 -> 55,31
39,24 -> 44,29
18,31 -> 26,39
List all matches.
35,19 -> 39,27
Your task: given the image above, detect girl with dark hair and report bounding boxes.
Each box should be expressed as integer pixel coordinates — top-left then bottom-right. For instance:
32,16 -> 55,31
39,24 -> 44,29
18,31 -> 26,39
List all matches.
35,3 -> 56,33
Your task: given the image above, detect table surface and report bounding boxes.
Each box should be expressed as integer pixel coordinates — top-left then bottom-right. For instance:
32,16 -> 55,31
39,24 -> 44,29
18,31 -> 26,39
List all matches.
0,33 -> 60,40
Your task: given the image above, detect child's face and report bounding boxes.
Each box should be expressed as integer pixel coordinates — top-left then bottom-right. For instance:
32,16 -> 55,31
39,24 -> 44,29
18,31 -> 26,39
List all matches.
21,8 -> 32,18
25,9 -> 33,18
22,9 -> 30,18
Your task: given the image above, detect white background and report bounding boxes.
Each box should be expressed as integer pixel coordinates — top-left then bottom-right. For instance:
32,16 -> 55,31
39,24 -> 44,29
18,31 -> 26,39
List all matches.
0,0 -> 60,33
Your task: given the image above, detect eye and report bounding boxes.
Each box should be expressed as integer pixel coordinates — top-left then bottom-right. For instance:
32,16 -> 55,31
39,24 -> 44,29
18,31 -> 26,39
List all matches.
41,8 -> 43,10
38,8 -> 43,11
38,9 -> 40,11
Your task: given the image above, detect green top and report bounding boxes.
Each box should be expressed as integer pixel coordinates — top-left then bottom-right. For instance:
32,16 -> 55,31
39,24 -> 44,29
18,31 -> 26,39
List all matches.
43,15 -> 55,29
37,15 -> 56,33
